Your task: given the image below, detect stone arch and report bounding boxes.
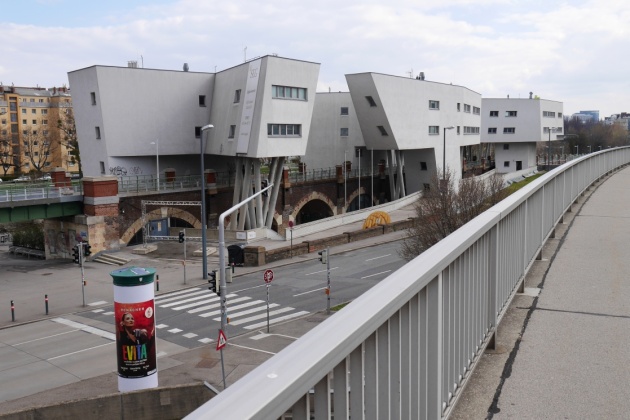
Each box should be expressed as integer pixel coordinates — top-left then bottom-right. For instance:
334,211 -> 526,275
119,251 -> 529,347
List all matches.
291,191 -> 337,224
120,207 -> 200,245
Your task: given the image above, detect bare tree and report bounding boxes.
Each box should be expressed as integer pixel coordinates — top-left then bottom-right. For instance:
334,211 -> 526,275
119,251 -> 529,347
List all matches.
21,123 -> 58,176
399,168 -> 507,261
57,108 -> 81,174
0,129 -> 16,177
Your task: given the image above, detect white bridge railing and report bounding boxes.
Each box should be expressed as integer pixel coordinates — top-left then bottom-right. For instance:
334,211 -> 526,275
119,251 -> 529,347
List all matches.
186,148 -> 630,420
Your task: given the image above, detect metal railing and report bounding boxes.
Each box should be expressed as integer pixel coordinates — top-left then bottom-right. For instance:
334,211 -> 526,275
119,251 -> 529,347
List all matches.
0,180 -> 83,203
186,148 -> 630,420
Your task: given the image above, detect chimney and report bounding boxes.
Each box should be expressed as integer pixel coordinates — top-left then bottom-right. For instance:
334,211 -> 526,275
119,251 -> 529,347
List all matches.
529,92 -> 533,99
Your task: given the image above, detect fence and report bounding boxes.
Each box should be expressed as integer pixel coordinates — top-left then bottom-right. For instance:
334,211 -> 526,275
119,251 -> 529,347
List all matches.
0,181 -> 83,203
185,148 -> 629,419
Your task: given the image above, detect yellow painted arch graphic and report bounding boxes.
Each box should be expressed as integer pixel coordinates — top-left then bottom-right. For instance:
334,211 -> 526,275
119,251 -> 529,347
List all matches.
363,211 -> 391,229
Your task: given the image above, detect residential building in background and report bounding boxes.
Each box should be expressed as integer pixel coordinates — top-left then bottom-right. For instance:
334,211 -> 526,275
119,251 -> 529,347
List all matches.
481,97 -> 564,175
0,85 -> 76,178
603,112 -> 630,131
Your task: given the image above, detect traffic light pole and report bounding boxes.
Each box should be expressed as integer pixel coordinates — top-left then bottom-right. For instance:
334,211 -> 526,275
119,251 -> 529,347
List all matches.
326,247 -> 331,315
183,229 -> 187,285
80,244 -> 86,307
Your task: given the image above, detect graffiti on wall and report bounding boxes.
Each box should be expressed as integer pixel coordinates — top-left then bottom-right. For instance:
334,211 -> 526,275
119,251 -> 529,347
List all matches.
109,166 -> 145,176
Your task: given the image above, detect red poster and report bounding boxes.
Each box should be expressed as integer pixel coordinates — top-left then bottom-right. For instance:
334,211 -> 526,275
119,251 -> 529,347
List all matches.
114,299 -> 157,378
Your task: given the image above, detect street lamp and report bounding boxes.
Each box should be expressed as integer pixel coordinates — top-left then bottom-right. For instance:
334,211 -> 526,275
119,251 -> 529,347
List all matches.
150,139 -> 159,191
545,127 -> 555,169
199,124 -> 214,280
575,145 -> 579,155
442,126 -> 455,181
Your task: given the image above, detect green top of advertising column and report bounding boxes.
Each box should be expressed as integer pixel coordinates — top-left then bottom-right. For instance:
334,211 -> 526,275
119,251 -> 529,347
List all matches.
110,266 -> 156,287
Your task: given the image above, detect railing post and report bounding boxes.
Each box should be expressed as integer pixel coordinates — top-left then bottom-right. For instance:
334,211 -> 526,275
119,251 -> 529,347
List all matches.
427,275 -> 443,419
487,225 -> 498,351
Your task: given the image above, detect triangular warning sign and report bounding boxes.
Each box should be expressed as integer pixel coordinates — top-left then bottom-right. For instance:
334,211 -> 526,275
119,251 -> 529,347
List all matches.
216,329 -> 227,351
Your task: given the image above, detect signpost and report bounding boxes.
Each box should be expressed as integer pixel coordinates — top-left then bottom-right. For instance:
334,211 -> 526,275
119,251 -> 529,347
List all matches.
264,269 -> 274,332
288,220 -> 294,258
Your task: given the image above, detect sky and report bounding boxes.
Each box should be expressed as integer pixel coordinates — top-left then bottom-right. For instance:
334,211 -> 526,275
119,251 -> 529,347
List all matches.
1,0 -> 628,118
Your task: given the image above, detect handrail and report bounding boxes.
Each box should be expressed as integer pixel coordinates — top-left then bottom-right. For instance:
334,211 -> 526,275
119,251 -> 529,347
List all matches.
185,147 -> 630,420
0,181 -> 83,203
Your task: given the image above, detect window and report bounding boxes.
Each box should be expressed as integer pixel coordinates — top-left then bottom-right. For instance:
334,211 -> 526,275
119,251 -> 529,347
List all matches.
45,162 -> 51,167
457,103 -> 461,112
22,130 -> 28,135
11,114 -> 17,122
464,126 -> 479,134
91,92 -> 96,105
39,99 -> 44,103
43,130 -> 49,136
473,106 -> 480,115
21,109 -> 26,114
420,162 -> 428,171
503,144 -> 510,150
234,89 -> 241,103
41,109 -> 48,115
505,111 -> 517,117
340,128 -> 349,137
543,111 -> 555,118
194,126 -> 201,138
31,109 -> 36,114
32,119 -> 37,124
32,130 -> 37,136
489,111 -> 499,117
69,161 -> 76,167
429,100 -> 439,110
42,120 -> 48,125
504,161 -> 510,168
464,104 -> 471,113
556,126 -> 563,132
272,85 -> 307,100
340,107 -> 349,116
428,126 -> 439,135
22,119 -> 27,124
423,183 -> 431,192
100,161 -> 105,174
488,127 -> 497,134
30,98 -> 34,102
457,126 -> 460,135
377,125 -> 388,136
558,113 -> 563,118
503,127 -> 516,133
199,95 -> 206,107
366,96 -> 377,107
267,124 -> 302,137
95,126 -> 101,139
228,125 -> 236,139
1,119 -> 5,125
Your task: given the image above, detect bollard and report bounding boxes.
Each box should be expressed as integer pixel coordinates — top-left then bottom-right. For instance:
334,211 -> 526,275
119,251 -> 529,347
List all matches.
11,300 -> 15,322
156,274 -> 160,292
45,294 -> 49,315
231,263 -> 235,274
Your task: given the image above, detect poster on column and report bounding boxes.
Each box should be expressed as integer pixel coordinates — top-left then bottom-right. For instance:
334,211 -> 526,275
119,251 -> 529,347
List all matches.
115,300 -> 157,378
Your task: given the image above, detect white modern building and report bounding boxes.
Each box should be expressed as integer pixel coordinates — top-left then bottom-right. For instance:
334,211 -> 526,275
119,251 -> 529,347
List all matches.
346,73 -> 482,195
481,97 -> 564,174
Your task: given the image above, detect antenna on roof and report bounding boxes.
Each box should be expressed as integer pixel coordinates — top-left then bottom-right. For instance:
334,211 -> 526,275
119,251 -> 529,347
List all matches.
244,46 -> 247,63
407,68 -> 414,78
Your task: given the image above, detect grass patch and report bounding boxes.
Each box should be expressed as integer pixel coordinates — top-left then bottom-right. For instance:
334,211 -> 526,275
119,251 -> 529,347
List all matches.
505,172 -> 545,195
330,302 -> 350,311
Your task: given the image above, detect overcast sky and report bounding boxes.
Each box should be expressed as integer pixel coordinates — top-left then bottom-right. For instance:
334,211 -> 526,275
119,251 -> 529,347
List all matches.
1,0 -> 627,118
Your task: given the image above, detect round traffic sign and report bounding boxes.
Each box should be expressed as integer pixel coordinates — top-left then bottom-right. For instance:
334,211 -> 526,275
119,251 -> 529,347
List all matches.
264,269 -> 274,283
288,220 -> 294,229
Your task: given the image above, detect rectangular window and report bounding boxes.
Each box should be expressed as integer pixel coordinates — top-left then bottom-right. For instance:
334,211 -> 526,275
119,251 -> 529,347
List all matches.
504,161 -> 510,168
464,104 -> 471,113
428,126 -> 439,135
377,125 -> 388,136
457,126 -> 460,135
503,127 -> 515,133
543,111 -> 555,118
234,89 -> 241,103
366,96 -> 377,107
199,95 -> 206,107
457,103 -> 461,112
488,127 -> 497,134
505,111 -> 517,117
22,130 -> 28,135
420,162 -> 428,171
1,119 -> 5,125
429,100 -> 440,110
267,124 -> 302,137
228,125 -> 236,139
100,161 -> 105,174
21,109 -> 26,114
557,126 -> 563,132
463,126 -> 480,134
558,112 -> 563,118
95,126 -> 101,139
45,162 -> 51,167
340,128 -> 349,137
32,119 -> 37,125
272,85 -> 307,100
490,110 -> 499,117
91,92 -> 96,105
194,126 -> 201,138
503,144 -> 510,150
43,130 -> 49,136
11,114 -> 17,122
340,107 -> 349,116
473,106 -> 481,115
31,109 -> 36,114
42,120 -> 48,125
22,119 -> 27,125
41,109 -> 48,115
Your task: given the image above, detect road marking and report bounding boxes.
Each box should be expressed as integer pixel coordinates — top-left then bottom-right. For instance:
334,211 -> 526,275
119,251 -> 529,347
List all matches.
226,307 -> 295,326
155,290 -> 208,305
221,304 -> 280,321
159,294 -> 217,308
304,267 -> 339,276
198,338 -> 214,344
189,296 -> 250,314
156,324 -> 169,329
52,318 -> 116,341
227,342 -> 276,355
88,300 -> 108,306
293,287 -> 327,297
172,294 -> 238,311
92,309 -> 104,313
361,270 -> 392,279
197,300 -> 265,318
250,332 -> 299,341
47,342 -> 114,361
244,311 -> 310,330
231,284 -> 267,293
168,328 -> 183,333
14,329 -> 79,346
155,287 -> 201,300
366,254 -> 391,262
182,333 -> 198,338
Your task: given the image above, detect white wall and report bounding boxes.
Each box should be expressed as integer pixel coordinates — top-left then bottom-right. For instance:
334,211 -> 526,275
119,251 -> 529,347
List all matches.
495,142 -> 537,173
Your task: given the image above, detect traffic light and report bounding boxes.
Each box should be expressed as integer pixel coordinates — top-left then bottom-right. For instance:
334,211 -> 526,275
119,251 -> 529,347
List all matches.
84,243 -> 92,257
178,231 -> 185,243
72,245 -> 80,264
208,270 -> 220,296
318,249 -> 328,264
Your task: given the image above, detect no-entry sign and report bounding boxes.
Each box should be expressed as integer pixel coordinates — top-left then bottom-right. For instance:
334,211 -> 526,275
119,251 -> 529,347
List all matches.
263,269 -> 274,284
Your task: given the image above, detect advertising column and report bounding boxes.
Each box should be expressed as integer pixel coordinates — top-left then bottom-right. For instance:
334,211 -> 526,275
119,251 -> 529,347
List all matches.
110,267 -> 158,392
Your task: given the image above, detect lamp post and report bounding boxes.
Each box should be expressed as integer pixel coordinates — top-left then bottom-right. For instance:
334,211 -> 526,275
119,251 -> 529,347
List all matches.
200,124 -> 214,280
575,145 -> 579,155
150,139 -> 159,191
442,126 -> 455,181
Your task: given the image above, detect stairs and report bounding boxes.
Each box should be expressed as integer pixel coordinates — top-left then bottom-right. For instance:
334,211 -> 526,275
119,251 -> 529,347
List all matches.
92,253 -> 131,266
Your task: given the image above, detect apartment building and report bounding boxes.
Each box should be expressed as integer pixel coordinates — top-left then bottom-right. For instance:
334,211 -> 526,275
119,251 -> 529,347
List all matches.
0,85 -> 76,178
481,97 -> 564,174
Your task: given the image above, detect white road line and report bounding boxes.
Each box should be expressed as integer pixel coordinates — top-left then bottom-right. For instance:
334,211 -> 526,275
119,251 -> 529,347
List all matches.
182,333 -> 198,338
227,343 -> 276,355
365,254 -> 392,262
219,304 -> 279,321
172,294 -> 237,311
14,329 -> 79,346
198,338 -> 214,344
92,309 -> 104,313
231,284 -> 268,293
154,287 -> 201,300
304,267 -> 339,276
88,300 -> 108,306
361,270 -> 392,279
250,332 -> 299,341
168,328 -> 183,333
191,296 -> 251,315
47,342 -> 114,361
155,290 -> 209,305
244,311 -> 310,330
156,324 -> 169,329
227,307 -> 294,326
293,287 -> 327,297
160,294 -> 216,308
52,318 -> 116,341
197,300 -> 265,318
